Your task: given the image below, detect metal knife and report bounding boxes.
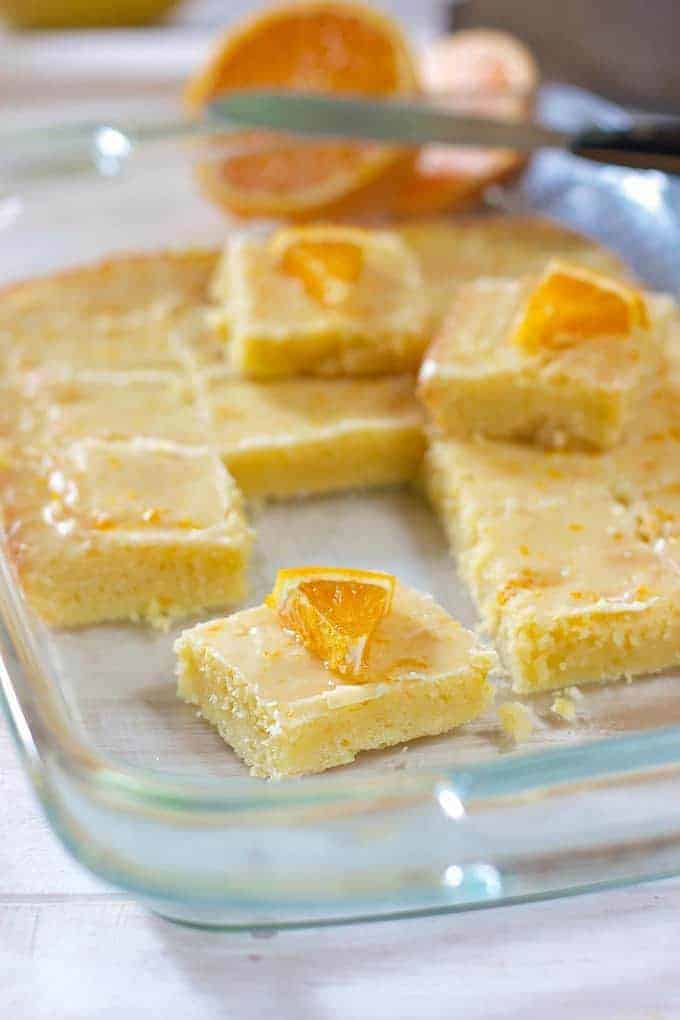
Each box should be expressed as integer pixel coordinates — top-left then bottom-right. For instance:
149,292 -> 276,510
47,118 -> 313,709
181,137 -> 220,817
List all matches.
4,89 -> 680,183
207,89 -> 680,175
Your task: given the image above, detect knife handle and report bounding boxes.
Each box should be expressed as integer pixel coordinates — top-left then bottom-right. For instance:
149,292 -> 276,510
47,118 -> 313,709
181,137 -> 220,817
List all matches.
571,120 -> 680,174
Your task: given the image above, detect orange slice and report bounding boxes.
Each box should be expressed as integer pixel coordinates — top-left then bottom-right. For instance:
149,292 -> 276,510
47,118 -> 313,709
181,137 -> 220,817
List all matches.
512,260 -> 650,353
186,2 -> 419,221
267,566 -> 395,678
391,29 -> 538,218
390,145 -> 523,218
270,226 -> 366,306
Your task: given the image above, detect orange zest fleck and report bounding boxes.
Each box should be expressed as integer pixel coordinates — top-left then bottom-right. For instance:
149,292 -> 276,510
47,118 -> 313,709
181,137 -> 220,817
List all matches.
177,517 -> 200,530
91,513 -> 115,531
142,507 -> 164,524
497,568 -> 560,605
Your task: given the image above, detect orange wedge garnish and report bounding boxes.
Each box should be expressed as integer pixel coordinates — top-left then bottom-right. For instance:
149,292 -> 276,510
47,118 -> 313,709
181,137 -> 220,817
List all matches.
186,2 -> 419,221
270,226 -> 366,306
281,241 -> 363,306
512,260 -> 650,353
267,566 -> 395,678
391,29 -> 538,217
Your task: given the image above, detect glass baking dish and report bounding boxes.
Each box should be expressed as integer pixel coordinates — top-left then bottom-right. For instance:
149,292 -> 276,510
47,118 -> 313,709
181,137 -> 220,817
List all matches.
2,85 -> 680,929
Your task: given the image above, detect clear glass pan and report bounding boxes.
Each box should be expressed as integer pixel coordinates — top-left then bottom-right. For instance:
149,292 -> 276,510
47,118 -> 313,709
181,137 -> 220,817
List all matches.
2,85 -> 680,929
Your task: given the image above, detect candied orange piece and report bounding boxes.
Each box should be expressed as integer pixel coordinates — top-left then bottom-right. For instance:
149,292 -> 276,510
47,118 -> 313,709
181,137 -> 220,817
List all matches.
277,235 -> 364,307
512,260 -> 649,353
267,566 -> 395,678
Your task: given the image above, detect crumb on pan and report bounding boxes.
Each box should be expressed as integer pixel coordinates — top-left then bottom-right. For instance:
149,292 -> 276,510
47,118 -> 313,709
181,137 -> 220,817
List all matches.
497,701 -> 533,743
551,694 -> 577,722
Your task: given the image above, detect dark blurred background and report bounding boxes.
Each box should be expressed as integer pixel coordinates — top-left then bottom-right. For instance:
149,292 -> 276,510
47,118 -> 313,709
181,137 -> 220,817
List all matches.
450,0 -> 680,111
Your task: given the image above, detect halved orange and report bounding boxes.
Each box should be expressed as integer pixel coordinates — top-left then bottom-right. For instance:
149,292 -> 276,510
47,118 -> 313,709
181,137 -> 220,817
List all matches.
512,260 -> 650,353
421,29 -> 538,99
270,225 -> 367,306
186,1 -> 419,221
391,29 -> 538,218
267,566 -> 395,678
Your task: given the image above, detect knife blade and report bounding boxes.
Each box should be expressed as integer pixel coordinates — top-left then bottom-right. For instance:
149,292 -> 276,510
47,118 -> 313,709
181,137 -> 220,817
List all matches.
208,90 -> 563,151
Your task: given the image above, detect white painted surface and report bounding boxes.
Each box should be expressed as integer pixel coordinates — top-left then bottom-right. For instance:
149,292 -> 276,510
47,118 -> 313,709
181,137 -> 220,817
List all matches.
2,718 -> 680,1019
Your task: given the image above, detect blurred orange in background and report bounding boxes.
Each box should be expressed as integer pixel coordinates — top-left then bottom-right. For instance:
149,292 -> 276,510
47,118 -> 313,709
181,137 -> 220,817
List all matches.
186,1 -> 419,222
185,2 -> 538,222
391,28 -> 538,217
4,0 -> 539,220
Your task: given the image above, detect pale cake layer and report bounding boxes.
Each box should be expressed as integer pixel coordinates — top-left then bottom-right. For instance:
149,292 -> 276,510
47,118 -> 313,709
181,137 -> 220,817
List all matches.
426,309 -> 680,692
214,232 -> 429,379
470,490 -> 680,691
610,393 -> 680,553
200,370 -> 425,497
425,436 -> 608,588
28,371 -> 208,447
44,436 -> 239,531
495,578 -> 680,695
610,306 -> 680,548
0,251 -> 218,376
1,220 -> 619,378
0,380 -> 36,463
426,426 -> 680,693
418,279 -> 666,449
0,248 -> 428,624
0,230 -> 662,661
174,305 -> 229,373
175,582 -> 495,778
398,216 -> 628,327
3,439 -> 252,626
21,362 -> 426,502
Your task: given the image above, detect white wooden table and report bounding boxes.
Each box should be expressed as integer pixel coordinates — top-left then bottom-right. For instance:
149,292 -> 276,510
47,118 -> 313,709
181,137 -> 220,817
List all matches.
2,717 -> 680,1019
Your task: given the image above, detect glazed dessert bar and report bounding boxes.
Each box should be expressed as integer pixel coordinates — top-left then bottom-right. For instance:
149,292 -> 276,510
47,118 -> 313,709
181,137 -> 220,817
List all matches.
2,217 -> 668,645
397,216 -> 628,326
21,365 -> 425,504
21,364 -> 425,502
425,397 -> 680,693
0,250 -> 218,377
200,370 -> 425,498
419,268 -> 667,449
29,371 -> 209,447
209,225 -> 430,378
0,249 -> 429,624
176,581 -> 495,778
4,438 -> 251,626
